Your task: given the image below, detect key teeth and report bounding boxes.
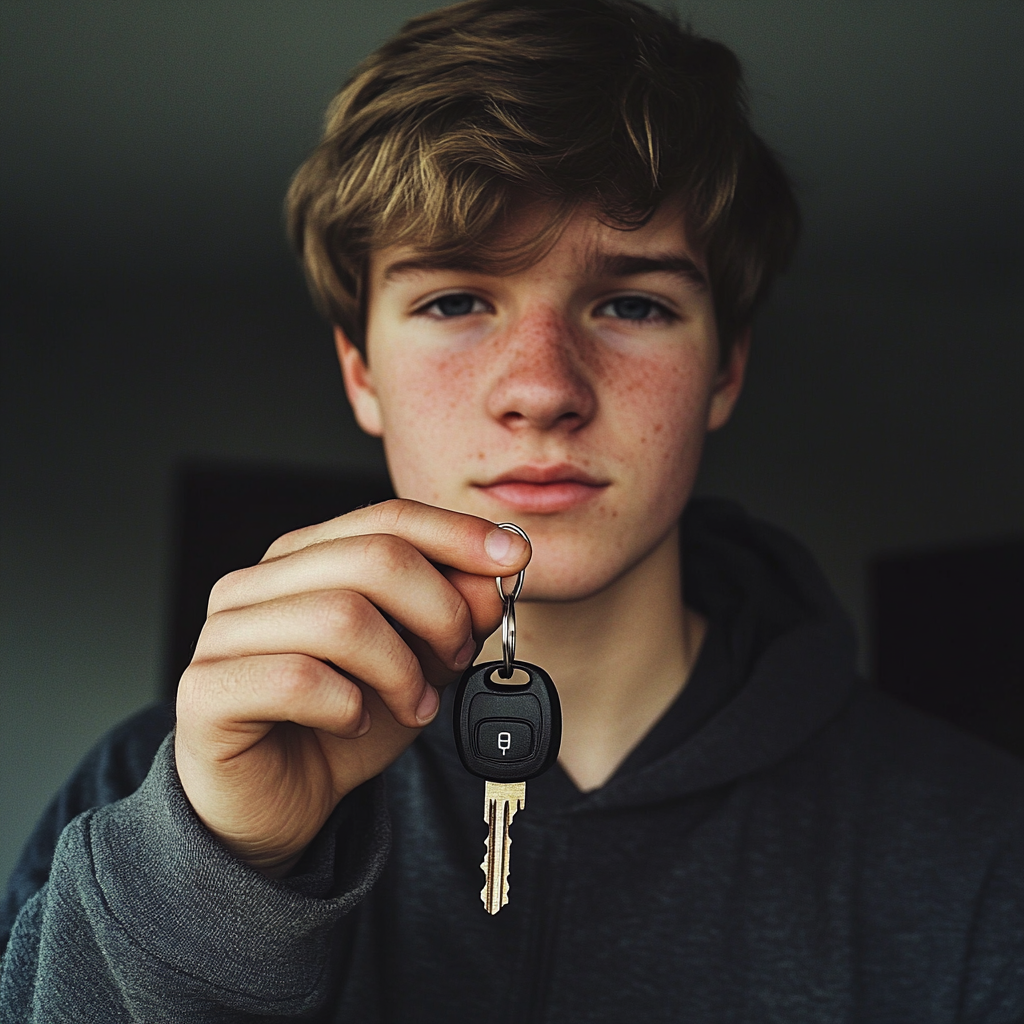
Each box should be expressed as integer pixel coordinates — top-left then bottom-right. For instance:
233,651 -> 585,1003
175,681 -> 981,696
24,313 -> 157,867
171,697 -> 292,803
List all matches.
481,795 -> 521,914
480,813 -> 512,914
480,784 -> 525,915
480,855 -> 507,914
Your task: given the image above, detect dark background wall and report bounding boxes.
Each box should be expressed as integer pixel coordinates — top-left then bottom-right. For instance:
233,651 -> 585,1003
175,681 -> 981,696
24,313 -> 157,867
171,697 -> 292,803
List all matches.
2,0 -> 1022,884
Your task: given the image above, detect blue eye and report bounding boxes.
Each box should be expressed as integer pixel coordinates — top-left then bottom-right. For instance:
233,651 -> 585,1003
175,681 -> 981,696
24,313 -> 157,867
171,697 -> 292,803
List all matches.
429,293 -> 482,317
597,296 -> 672,322
598,294 -> 675,321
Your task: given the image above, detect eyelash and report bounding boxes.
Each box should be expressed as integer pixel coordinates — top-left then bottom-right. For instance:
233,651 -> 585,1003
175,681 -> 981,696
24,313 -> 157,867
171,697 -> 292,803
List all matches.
416,292 -> 677,323
594,296 -> 676,324
418,293 -> 492,318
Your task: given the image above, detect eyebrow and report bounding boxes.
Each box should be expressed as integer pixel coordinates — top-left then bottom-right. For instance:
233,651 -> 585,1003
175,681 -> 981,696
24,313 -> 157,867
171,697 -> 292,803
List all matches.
584,251 -> 708,288
382,258 -> 476,282
380,251 -> 708,287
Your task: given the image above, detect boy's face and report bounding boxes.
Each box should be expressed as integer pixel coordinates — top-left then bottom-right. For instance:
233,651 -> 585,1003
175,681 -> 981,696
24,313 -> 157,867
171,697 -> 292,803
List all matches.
337,202 -> 748,602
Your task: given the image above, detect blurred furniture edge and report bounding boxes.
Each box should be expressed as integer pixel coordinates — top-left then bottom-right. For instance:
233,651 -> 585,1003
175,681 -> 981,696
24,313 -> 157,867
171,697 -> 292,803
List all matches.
164,462 -> 1024,760
870,538 -> 1024,759
164,461 -> 394,700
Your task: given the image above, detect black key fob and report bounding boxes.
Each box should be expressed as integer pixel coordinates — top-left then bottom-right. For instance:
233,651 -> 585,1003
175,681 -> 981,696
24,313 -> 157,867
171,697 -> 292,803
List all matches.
453,660 -> 562,781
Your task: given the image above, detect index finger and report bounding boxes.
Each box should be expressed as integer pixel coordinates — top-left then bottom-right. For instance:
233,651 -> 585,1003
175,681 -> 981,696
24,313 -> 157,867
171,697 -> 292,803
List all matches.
261,498 -> 531,577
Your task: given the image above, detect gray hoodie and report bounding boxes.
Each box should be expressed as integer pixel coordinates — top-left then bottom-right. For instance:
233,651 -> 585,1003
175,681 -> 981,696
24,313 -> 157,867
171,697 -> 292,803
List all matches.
3,499 -> 1023,1022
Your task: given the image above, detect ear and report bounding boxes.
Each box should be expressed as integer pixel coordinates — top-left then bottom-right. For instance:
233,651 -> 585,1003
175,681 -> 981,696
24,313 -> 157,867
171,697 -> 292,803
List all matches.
706,325 -> 751,432
335,326 -> 384,437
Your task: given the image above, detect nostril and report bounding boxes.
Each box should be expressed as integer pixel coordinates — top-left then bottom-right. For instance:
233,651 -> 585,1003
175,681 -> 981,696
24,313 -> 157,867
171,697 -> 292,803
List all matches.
487,346 -> 598,430
500,407 -> 587,430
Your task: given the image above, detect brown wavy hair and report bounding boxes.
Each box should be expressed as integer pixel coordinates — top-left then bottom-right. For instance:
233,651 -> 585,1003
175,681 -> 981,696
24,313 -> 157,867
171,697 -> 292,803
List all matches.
286,0 -> 799,360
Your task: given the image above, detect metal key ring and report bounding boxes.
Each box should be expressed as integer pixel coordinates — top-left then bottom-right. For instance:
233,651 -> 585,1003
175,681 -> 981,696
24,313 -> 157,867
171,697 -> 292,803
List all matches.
494,523 -> 528,604
500,597 -> 516,678
494,523 -> 529,677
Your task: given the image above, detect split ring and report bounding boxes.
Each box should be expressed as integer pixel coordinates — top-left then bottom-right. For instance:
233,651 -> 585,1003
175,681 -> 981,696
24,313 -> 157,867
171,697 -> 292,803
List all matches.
494,523 -> 528,603
494,523 -> 529,677
500,597 -> 516,678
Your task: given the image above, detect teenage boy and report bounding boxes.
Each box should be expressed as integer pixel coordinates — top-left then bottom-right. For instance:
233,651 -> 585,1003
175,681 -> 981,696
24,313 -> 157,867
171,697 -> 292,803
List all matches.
2,1 -> 1022,1020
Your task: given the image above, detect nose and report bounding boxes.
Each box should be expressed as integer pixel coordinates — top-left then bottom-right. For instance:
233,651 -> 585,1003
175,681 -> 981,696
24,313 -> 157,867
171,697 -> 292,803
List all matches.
485,307 -> 597,432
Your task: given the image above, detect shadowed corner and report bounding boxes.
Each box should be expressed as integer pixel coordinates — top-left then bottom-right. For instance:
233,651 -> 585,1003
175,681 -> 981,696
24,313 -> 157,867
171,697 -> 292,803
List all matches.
870,538 -> 1024,759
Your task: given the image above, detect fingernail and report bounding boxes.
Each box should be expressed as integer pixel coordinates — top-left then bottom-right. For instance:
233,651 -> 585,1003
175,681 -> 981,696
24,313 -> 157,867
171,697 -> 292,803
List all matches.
355,709 -> 371,736
485,527 -> 527,566
415,685 -> 440,724
455,637 -> 476,668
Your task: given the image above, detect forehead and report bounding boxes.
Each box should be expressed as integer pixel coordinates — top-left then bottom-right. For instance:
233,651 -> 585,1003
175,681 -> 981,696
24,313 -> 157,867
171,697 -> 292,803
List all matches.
371,199 -> 707,288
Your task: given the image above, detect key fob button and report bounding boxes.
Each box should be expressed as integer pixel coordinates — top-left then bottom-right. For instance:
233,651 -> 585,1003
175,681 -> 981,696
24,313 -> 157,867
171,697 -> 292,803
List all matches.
453,660 -> 561,781
476,720 -> 534,761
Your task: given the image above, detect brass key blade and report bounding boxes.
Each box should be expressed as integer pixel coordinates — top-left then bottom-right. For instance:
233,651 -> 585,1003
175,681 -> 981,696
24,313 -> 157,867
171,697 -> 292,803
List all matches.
481,780 -> 526,914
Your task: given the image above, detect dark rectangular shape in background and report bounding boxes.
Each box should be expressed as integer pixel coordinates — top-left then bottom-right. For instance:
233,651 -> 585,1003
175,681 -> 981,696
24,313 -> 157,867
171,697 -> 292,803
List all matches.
871,540 -> 1024,758
165,463 -> 395,700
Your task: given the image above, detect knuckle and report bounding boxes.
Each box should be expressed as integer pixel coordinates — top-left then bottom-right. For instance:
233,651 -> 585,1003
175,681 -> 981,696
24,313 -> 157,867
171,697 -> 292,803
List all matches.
362,530 -> 417,575
262,508 -> 360,562
274,654 -> 323,703
175,659 -> 236,721
366,498 -> 417,533
262,526 -> 308,561
207,566 -> 253,614
315,588 -> 371,636
192,607 -> 230,655
335,682 -> 364,727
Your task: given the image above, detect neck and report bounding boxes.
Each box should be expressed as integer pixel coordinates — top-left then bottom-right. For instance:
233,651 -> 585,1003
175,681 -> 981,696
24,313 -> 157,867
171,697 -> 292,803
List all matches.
479,524 -> 706,792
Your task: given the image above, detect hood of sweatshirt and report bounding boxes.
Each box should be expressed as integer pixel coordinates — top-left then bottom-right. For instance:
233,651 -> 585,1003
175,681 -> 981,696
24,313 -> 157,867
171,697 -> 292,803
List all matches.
423,497 -> 860,813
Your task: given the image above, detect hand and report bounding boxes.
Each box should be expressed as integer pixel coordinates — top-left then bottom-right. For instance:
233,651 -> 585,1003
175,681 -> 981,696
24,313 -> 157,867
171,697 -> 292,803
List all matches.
173,499 -> 530,876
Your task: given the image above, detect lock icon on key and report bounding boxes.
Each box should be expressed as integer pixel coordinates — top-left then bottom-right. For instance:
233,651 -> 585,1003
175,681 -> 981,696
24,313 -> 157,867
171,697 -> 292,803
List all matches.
497,731 -> 511,756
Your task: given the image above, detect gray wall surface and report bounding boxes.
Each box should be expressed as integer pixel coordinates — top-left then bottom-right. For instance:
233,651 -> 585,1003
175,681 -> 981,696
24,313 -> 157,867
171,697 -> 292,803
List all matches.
2,0 -> 1022,886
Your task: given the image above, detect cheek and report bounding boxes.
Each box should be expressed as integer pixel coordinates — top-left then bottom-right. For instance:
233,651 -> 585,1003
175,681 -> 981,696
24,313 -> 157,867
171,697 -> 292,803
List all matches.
601,348 -> 712,466
374,351 -> 484,499
591,345 -> 715,544
383,351 -> 477,418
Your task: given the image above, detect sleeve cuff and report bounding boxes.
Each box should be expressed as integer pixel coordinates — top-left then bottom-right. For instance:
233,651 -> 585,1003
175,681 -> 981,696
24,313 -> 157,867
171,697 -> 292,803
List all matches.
79,733 -> 390,1006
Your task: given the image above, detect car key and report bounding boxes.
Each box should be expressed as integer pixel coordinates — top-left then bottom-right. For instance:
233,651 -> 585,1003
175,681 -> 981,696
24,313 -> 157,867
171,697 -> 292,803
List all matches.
453,523 -> 562,914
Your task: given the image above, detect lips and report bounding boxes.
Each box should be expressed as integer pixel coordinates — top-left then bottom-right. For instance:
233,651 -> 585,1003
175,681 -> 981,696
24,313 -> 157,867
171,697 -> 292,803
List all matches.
474,464 -> 609,513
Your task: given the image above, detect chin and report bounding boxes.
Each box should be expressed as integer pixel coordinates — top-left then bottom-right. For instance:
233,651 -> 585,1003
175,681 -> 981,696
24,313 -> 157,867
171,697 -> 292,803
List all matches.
515,557 -> 632,604
519,511 -> 682,603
